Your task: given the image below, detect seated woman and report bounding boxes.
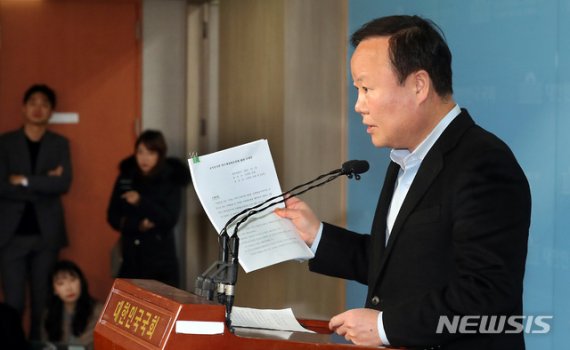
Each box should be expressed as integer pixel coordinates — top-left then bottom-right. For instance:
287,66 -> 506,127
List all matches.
42,260 -> 103,350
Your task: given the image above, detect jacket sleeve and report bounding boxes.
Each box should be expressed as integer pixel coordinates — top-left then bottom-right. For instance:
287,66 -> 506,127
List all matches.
107,175 -> 147,235
0,135 -> 35,201
107,176 -> 132,233
27,137 -> 72,195
137,184 -> 182,231
309,223 -> 371,285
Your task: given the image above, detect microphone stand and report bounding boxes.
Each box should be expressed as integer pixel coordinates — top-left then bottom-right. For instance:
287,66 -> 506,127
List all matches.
194,161 -> 368,330
222,171 -> 344,327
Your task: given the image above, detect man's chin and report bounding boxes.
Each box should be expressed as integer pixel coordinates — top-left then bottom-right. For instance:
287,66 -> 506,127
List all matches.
370,137 -> 387,148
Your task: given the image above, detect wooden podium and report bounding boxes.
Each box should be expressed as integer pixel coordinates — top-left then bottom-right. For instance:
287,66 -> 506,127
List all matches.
94,279 -> 381,349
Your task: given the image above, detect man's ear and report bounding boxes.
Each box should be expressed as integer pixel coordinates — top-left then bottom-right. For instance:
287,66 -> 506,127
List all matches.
413,70 -> 430,102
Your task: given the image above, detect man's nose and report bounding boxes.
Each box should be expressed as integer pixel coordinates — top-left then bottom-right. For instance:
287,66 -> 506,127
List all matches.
354,95 -> 365,115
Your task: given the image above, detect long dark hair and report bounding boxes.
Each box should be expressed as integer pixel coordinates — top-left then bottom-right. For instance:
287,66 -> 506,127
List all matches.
44,260 -> 96,341
135,129 -> 168,176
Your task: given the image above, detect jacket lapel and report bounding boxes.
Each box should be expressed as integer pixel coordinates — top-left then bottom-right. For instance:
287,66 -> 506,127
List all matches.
369,109 -> 475,290
386,151 -> 443,249
367,161 -> 399,287
15,129 -> 32,174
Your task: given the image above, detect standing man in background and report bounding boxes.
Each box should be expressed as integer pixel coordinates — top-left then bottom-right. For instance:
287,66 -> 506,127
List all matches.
276,15 -> 530,349
0,84 -> 72,340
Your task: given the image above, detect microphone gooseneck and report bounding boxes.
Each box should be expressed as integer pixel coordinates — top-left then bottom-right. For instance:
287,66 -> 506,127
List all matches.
222,160 -> 369,236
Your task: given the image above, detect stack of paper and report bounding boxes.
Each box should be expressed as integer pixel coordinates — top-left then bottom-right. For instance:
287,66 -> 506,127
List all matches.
231,306 -> 314,333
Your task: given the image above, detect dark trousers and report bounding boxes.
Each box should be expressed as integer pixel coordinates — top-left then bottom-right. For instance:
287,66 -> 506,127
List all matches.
0,302 -> 28,349
0,235 -> 58,340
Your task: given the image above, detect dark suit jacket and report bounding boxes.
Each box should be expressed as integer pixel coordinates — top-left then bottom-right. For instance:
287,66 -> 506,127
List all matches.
309,110 -> 531,349
0,128 -> 72,249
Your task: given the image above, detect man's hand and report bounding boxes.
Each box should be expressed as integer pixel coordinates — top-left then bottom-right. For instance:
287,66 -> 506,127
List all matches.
274,196 -> 320,246
9,175 -> 27,186
121,190 -> 141,205
329,308 -> 383,346
47,165 -> 63,176
139,218 -> 155,232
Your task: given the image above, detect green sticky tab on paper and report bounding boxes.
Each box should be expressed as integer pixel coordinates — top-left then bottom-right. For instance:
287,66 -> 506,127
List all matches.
190,152 -> 200,164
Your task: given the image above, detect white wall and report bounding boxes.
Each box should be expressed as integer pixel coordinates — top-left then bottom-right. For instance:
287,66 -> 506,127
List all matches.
142,0 -> 187,158
142,0 -> 189,287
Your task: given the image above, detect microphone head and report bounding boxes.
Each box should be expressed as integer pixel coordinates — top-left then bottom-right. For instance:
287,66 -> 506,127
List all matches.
341,160 -> 370,176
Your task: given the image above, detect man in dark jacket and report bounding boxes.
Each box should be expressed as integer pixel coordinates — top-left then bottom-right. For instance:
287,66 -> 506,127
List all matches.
0,84 -> 72,340
276,16 -> 530,349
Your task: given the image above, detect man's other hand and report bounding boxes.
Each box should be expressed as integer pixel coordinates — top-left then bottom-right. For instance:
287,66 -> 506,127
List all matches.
329,308 -> 382,347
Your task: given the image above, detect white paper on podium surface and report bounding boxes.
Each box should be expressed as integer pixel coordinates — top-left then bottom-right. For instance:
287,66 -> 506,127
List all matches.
188,139 -> 314,272
175,320 -> 224,335
230,306 -> 314,333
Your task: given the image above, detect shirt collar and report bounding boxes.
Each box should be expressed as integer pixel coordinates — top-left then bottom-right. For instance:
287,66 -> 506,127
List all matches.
390,104 -> 461,170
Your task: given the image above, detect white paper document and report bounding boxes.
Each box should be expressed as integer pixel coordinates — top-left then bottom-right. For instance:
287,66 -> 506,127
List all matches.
175,320 -> 225,335
231,306 -> 314,333
188,139 -> 314,272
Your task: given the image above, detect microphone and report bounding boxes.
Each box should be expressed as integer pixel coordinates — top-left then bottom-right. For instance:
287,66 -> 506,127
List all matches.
341,160 -> 369,179
194,160 -> 370,328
